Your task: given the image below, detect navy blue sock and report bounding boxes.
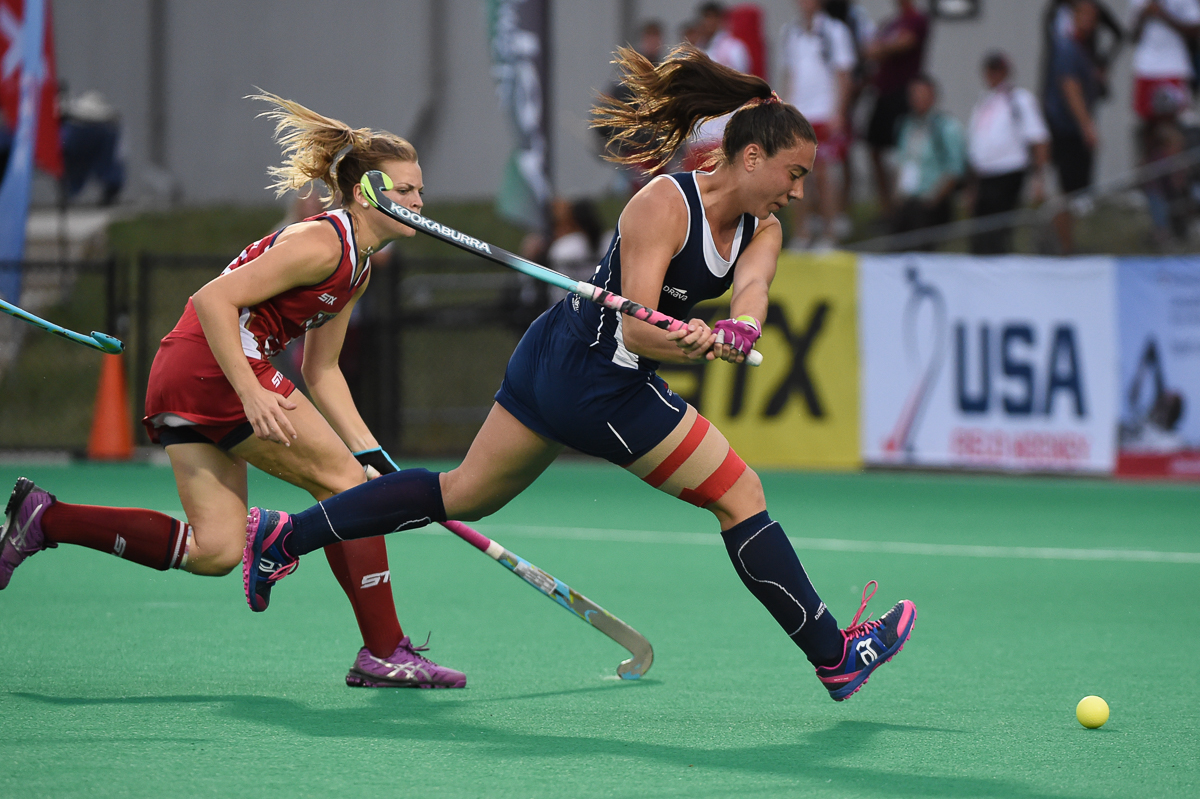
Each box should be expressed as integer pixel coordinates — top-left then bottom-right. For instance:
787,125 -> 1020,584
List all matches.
721,511 -> 843,667
285,468 -> 446,557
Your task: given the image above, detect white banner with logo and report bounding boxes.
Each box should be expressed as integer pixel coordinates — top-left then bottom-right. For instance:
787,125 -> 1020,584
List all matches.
1115,257 -> 1200,478
859,254 -> 1118,472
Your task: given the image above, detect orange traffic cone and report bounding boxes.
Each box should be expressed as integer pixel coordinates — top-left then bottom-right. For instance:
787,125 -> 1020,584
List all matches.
88,354 -> 134,460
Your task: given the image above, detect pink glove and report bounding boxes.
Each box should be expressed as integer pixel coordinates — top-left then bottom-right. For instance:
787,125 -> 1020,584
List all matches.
713,316 -> 761,354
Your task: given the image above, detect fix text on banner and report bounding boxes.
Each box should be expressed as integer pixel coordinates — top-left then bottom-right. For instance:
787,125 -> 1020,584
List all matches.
657,252 -> 861,470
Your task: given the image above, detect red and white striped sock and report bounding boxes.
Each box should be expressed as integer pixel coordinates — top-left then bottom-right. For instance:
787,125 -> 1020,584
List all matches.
40,502 -> 190,571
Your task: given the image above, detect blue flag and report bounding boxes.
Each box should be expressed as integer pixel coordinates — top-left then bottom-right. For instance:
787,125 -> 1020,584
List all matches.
0,0 -> 51,302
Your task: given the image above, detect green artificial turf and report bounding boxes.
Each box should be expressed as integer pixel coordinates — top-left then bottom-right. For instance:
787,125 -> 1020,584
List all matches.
1,462 -> 1197,798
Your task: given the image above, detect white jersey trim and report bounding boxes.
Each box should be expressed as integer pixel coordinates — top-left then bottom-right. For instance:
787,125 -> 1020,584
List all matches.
238,308 -> 262,359
326,208 -> 368,287
698,191 -> 743,280
612,315 -> 641,370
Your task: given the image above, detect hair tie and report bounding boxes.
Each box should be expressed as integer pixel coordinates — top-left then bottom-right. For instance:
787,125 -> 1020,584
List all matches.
739,91 -> 782,112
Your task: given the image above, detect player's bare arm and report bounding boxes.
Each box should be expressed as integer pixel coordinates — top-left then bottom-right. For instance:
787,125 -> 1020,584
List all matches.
301,275 -> 377,453
712,215 -> 780,363
191,222 -> 343,444
618,177 -> 715,363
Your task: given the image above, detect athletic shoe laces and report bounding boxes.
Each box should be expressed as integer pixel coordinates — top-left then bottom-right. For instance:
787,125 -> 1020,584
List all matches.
267,560 -> 298,581
400,633 -> 438,664
843,580 -> 884,638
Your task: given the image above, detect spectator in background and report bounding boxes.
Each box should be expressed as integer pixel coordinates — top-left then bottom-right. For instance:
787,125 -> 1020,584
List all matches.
823,0 -> 877,220
637,19 -> 666,65
781,0 -> 857,250
685,5 -> 753,170
546,198 -> 604,279
59,90 -> 125,205
1043,0 -> 1104,254
594,21 -> 668,193
1129,0 -> 1200,244
967,52 -> 1051,255
698,2 -> 751,74
1042,0 -> 1124,100
864,0 -> 930,218
1130,1 -> 1200,119
890,74 -> 965,249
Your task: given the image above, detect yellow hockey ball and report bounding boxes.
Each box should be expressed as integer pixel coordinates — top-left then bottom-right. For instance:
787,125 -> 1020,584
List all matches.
1076,696 -> 1109,729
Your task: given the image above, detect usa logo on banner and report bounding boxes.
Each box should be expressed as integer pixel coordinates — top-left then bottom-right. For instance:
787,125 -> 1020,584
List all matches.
858,254 -> 1119,473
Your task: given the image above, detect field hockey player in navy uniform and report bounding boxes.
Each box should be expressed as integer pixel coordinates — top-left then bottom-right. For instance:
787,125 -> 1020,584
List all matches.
244,48 -> 916,701
0,94 -> 466,689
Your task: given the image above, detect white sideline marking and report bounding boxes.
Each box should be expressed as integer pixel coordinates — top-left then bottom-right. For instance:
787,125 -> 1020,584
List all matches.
149,508 -> 1200,565
442,524 -> 1200,565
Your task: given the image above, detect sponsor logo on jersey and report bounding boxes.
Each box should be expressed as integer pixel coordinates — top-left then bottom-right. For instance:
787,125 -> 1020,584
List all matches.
318,293 -> 337,305
272,372 -> 283,387
361,570 -> 391,589
663,285 -> 688,301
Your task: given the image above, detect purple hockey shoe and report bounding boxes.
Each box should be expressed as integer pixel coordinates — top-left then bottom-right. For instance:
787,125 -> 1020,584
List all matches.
345,635 -> 467,689
1,478 -> 57,590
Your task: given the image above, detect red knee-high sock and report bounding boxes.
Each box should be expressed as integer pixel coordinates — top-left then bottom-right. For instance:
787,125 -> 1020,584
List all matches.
323,537 -> 403,657
40,502 -> 190,570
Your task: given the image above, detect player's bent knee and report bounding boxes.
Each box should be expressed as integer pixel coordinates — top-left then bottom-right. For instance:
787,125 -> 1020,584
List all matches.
707,467 -> 767,528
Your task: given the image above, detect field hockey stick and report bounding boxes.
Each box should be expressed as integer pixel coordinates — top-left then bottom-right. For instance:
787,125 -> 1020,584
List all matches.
0,297 -> 124,354
440,520 -> 654,679
360,171 -> 763,366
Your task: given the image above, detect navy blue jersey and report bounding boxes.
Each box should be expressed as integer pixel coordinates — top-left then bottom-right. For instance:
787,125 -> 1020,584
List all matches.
563,170 -> 759,373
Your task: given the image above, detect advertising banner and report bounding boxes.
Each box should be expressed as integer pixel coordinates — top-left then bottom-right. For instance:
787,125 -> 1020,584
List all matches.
859,254 -> 1118,472
657,252 -> 861,470
1116,258 -> 1200,479
487,0 -> 551,232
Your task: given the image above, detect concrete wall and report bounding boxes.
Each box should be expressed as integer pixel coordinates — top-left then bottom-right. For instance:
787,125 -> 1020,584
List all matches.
49,0 -> 1135,208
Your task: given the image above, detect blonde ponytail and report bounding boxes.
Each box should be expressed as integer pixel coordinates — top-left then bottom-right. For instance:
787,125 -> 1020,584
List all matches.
250,90 -> 417,205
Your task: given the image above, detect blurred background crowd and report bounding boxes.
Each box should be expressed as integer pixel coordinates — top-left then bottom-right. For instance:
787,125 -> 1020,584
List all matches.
8,0 -> 1200,263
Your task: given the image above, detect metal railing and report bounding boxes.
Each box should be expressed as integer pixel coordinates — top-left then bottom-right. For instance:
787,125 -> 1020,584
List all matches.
0,253 -> 536,456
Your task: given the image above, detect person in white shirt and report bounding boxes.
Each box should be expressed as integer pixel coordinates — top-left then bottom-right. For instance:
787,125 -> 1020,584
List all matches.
781,0 -> 857,249
684,3 -> 754,170
699,2 -> 752,73
966,52 -> 1050,254
1129,0 -> 1200,121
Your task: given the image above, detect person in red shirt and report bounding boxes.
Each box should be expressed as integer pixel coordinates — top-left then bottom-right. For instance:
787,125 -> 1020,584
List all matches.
1,93 -> 466,690
864,0 -> 930,216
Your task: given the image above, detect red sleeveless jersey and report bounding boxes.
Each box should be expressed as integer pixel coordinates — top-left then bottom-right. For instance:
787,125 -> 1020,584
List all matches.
142,210 -> 370,441
166,209 -> 370,358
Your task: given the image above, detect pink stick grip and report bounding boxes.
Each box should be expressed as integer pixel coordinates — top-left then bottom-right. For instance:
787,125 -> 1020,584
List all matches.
441,520 -> 493,553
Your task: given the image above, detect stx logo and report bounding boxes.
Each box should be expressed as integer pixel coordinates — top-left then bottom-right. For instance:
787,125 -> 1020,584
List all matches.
856,639 -> 878,664
113,535 -> 127,558
360,571 -> 391,589
318,293 -> 337,306
272,372 -> 283,387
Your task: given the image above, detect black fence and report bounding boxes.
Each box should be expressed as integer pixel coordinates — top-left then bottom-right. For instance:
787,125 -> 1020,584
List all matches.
0,253 -> 540,456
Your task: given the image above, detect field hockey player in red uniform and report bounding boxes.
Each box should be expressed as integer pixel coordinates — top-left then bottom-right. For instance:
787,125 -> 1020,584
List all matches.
244,47 -> 917,701
0,93 -> 466,689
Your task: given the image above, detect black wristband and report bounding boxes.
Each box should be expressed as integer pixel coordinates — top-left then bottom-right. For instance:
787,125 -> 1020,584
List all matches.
354,448 -> 399,475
